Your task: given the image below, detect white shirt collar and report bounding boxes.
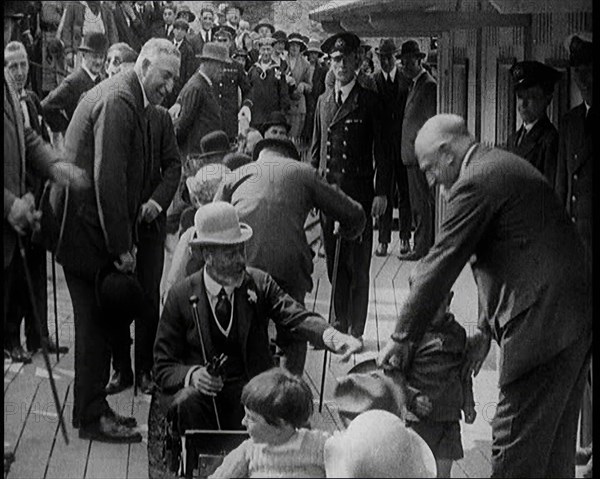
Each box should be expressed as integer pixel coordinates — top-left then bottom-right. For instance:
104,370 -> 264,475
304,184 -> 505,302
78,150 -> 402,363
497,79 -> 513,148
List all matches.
203,268 -> 235,297
459,143 -> 479,179
522,118 -> 539,132
335,77 -> 357,103
384,66 -> 397,82
585,102 -> 591,115
81,64 -> 98,82
134,70 -> 150,108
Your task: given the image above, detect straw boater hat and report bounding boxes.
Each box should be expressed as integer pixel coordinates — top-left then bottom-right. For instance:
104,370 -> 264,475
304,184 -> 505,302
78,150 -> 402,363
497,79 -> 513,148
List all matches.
253,18 -> 275,34
324,410 -> 437,478
190,202 -> 253,246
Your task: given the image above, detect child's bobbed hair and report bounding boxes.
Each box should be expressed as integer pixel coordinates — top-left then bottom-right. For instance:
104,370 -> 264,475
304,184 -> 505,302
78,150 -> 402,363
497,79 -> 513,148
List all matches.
241,367 -> 313,428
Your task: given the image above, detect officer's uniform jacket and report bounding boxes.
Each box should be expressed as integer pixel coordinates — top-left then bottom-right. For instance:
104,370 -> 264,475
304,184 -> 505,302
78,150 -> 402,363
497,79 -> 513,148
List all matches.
215,60 -> 250,139
555,103 -> 593,262
310,81 -> 389,205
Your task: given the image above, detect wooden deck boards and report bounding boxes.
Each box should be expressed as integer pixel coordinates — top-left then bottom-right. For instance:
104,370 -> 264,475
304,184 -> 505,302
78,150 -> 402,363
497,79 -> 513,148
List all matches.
5,235 -> 500,478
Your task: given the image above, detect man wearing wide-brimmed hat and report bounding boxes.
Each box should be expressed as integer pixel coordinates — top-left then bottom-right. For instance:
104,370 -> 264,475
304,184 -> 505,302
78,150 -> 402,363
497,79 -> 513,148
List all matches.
41,32 -> 108,133
373,38 -> 413,258
171,43 -> 230,157
286,33 -> 312,138
154,201 -> 363,436
507,61 -> 561,184
397,38 -> 437,261
301,39 -> 327,142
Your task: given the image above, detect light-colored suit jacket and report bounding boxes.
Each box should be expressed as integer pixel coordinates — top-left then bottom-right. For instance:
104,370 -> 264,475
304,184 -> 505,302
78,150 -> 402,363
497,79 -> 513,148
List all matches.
394,145 -> 591,386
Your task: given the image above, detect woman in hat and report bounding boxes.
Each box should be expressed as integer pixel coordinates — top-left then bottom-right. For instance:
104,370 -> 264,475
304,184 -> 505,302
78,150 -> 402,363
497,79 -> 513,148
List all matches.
271,30 -> 289,72
301,39 -> 327,142
253,18 -> 275,39
286,33 -> 312,139
245,36 -> 291,128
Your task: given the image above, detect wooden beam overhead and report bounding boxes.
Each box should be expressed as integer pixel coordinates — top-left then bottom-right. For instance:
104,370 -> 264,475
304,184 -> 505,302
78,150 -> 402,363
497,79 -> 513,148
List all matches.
320,11 -> 532,36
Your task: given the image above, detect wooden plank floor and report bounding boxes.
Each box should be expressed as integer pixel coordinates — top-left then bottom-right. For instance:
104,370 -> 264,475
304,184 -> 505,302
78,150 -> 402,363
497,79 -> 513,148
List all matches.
5,231 -> 502,478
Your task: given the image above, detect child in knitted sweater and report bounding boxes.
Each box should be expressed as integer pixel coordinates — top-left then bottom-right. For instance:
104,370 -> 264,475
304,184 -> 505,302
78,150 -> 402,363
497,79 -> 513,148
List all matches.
210,368 -> 330,478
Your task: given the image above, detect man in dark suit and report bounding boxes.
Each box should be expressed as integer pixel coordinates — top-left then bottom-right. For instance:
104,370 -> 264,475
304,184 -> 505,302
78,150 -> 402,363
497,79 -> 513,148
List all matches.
188,6 -> 215,56
311,32 -> 390,347
154,201 -> 362,435
555,32 -> 593,468
109,1 -> 142,53
378,114 -> 592,478
373,38 -> 412,257
41,32 -> 108,134
4,40 -> 68,360
52,38 -> 181,443
398,40 -> 437,260
214,138 -> 366,374
163,19 -> 196,108
507,61 -> 560,186
301,39 -> 327,143
171,42 -> 227,157
152,3 -> 175,41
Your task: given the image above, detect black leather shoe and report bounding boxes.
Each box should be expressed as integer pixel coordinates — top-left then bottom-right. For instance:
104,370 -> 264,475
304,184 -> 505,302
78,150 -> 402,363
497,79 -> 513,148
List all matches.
79,414 -> 142,443
107,409 -> 137,428
29,339 -> 69,355
105,370 -> 134,395
10,346 -> 32,364
399,239 -> 411,255
375,243 -> 388,257
137,371 -> 157,395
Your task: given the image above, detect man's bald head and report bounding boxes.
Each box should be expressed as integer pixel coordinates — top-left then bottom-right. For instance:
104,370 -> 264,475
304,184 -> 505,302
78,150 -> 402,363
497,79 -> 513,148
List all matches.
415,114 -> 475,189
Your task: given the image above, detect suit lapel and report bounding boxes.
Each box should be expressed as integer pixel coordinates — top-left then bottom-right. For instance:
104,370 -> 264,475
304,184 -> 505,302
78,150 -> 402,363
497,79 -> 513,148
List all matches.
233,272 -> 256,364
331,83 -> 360,127
190,271 -> 216,360
516,116 -> 549,159
4,79 -> 26,192
405,71 -> 427,110
322,88 -> 338,129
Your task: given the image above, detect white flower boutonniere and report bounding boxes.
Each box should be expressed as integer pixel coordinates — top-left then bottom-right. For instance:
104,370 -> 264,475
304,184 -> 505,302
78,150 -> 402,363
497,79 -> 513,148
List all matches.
247,289 -> 257,304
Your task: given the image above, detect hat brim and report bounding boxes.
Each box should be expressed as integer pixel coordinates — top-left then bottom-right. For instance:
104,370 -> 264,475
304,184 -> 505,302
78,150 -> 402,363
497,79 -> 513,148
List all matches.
303,48 -> 324,57
195,54 -> 232,63
194,149 -> 230,160
177,12 -> 196,22
375,47 -> 398,56
189,223 -> 253,246
254,23 -> 275,34
399,51 -> 427,59
78,46 -> 107,53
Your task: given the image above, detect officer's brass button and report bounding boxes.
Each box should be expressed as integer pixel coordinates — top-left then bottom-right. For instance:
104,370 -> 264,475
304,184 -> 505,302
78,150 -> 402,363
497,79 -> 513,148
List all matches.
342,154 -> 347,159
572,216 -> 576,223
572,195 -> 576,202
574,174 -> 578,180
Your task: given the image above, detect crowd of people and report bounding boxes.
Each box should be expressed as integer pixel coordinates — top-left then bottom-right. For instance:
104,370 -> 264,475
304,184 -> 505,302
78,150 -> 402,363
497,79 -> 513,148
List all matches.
3,1 -> 593,478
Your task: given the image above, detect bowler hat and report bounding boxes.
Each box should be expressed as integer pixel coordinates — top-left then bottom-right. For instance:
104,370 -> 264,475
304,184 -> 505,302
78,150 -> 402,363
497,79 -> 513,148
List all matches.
196,42 -> 231,63
510,60 -> 561,93
252,138 -> 300,162
565,32 -> 593,67
375,38 -> 398,56
324,410 -> 437,478
303,39 -> 325,57
189,202 -> 253,246
199,130 -> 231,158
259,111 -> 291,136
321,32 -> 361,57
212,24 -> 236,40
78,32 -> 109,54
175,5 -> 196,23
223,152 -> 253,171
253,18 -> 275,34
95,264 -> 145,319
399,39 -> 426,59
288,33 -> 308,52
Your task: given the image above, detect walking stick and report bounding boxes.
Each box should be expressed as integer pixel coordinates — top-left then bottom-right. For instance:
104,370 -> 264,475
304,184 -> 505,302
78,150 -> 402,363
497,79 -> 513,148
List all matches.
18,237 -> 69,445
51,254 -> 60,362
318,231 -> 342,413
189,296 -> 222,430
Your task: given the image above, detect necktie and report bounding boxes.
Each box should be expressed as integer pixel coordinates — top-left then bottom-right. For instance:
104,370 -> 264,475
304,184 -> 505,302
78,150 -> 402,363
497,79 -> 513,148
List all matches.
516,126 -> 526,147
215,288 -> 231,331
387,74 -> 394,88
336,90 -> 343,108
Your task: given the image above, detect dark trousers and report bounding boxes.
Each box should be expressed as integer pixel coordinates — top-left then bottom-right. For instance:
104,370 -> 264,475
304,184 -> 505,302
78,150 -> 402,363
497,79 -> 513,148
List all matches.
4,240 -> 49,350
406,165 -> 435,256
164,382 -> 246,435
321,208 -> 373,338
110,216 -> 166,376
378,146 -> 412,244
64,270 -> 111,427
491,331 -> 592,478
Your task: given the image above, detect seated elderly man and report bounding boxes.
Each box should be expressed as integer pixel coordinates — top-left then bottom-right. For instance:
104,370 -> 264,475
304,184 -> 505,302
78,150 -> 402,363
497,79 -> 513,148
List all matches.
153,202 -> 362,437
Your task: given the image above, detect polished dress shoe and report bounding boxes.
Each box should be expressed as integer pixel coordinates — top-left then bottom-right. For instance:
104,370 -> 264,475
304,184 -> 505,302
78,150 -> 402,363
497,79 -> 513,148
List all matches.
9,346 -> 32,364
399,239 -> 411,255
137,371 -> 157,395
105,370 -> 134,395
79,414 -> 142,443
375,243 -> 388,257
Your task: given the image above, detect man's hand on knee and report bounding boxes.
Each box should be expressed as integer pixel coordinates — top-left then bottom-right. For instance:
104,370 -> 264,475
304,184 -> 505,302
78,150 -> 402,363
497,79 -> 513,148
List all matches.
191,367 -> 224,396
